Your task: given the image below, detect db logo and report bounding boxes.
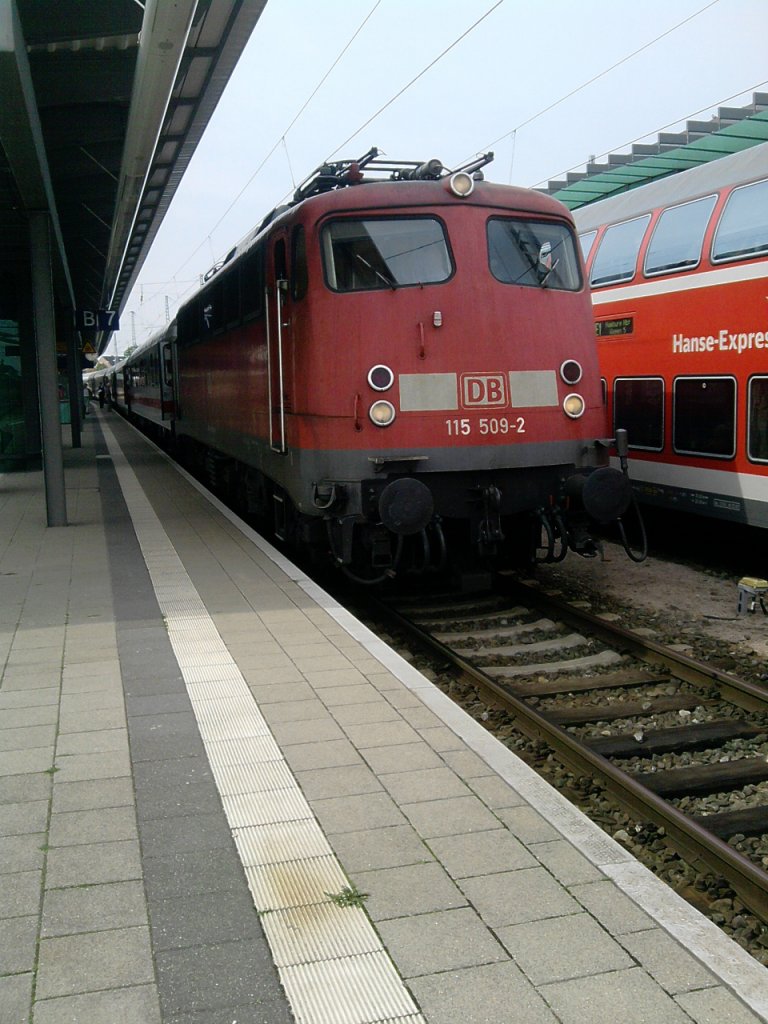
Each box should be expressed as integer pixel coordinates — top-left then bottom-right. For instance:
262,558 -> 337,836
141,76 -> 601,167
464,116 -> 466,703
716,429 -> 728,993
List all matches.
461,373 -> 507,408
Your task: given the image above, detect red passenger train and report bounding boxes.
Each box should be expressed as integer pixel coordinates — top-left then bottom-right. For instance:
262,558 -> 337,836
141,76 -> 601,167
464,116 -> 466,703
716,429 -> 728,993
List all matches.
574,142 -> 768,529
109,150 -> 635,580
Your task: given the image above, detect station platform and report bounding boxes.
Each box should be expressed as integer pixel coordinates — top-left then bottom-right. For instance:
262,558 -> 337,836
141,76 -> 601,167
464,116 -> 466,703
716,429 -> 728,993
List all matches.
2,409 -> 768,1024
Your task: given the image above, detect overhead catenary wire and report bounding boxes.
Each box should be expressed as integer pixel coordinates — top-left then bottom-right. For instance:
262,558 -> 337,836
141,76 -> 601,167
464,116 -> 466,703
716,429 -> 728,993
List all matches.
122,0 -> 507,349
325,0 -> 506,160
460,0 -> 723,172
533,77 -> 768,190
122,0 -> 759,354
140,0 -> 718,302
166,0 -> 385,283
129,0 -> 385,339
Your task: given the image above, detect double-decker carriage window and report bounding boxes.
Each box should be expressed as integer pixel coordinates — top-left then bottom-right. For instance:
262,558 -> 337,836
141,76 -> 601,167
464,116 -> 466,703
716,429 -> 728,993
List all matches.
614,378 -> 664,451
712,178 -> 768,262
590,215 -> 651,287
673,376 -> 736,458
488,218 -> 581,290
240,246 -> 264,319
322,217 -> 452,291
579,230 -> 598,263
292,226 -> 308,300
748,376 -> 768,463
644,195 -> 717,275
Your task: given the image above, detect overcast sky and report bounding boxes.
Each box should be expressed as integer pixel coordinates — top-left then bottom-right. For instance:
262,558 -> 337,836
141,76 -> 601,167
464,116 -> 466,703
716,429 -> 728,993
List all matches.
114,0 -> 767,354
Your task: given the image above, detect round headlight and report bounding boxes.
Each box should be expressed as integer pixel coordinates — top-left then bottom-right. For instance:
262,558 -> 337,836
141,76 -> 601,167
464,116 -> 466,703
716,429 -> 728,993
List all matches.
560,359 -> 583,385
563,393 -> 585,419
369,400 -> 396,426
368,364 -> 394,391
449,171 -> 474,197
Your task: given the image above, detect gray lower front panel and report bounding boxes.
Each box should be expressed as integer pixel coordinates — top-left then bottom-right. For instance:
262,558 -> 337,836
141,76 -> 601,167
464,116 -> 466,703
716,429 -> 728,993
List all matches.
178,422 -> 607,520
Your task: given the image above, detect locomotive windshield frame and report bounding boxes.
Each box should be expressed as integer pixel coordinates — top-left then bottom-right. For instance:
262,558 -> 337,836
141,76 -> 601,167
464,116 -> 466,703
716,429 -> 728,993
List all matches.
487,217 -> 583,290
321,215 -> 454,292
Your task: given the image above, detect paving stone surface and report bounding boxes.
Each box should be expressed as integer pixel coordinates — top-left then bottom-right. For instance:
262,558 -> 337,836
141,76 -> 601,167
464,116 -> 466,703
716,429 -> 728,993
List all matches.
2,416 -> 766,1024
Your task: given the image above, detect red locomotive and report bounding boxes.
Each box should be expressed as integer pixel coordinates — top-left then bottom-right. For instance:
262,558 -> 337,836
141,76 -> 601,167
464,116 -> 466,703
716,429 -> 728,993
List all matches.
574,141 -> 768,530
110,150 -> 636,580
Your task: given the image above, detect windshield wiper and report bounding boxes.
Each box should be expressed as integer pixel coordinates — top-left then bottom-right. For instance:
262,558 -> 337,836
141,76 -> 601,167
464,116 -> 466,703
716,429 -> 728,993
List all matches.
355,253 -> 397,290
538,258 -> 559,287
508,226 -> 556,288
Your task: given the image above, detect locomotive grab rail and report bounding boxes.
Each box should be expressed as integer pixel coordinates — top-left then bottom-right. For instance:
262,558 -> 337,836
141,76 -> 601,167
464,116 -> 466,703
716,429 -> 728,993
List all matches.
266,281 -> 287,454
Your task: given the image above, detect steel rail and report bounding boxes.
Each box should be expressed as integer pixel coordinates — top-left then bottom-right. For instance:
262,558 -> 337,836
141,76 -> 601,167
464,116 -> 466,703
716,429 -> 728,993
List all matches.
500,578 -> 768,712
375,594 -> 768,922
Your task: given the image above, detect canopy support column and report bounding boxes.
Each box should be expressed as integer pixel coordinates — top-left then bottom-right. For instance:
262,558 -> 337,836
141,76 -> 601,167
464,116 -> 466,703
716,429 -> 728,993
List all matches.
65,319 -> 82,449
30,209 -> 67,527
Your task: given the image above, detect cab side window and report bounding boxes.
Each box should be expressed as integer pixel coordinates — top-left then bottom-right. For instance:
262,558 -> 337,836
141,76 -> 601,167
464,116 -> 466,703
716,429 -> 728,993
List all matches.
292,226 -> 308,300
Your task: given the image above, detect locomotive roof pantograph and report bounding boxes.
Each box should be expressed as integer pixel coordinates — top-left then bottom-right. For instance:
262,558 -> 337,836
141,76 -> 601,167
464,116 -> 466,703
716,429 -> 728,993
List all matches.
291,147 -> 495,202
203,148 -> 497,284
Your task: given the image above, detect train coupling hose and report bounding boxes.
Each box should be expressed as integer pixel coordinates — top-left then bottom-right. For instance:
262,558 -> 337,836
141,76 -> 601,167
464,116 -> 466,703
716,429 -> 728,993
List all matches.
614,428 -> 629,475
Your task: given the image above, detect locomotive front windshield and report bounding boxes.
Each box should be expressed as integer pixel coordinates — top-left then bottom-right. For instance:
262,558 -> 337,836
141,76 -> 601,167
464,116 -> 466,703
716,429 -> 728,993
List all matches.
487,218 -> 582,290
322,217 -> 452,291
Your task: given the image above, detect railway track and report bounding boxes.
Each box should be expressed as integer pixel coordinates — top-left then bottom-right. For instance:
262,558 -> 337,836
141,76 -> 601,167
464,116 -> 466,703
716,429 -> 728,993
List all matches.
372,578 -> 768,924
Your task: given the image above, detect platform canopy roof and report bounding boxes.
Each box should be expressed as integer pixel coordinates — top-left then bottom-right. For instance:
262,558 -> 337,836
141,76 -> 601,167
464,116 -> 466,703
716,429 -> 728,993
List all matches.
541,93 -> 768,210
0,0 -> 267,345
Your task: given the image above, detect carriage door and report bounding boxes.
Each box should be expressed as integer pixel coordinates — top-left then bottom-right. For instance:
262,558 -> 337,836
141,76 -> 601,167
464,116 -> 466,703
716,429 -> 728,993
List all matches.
160,341 -> 174,420
266,235 -> 290,453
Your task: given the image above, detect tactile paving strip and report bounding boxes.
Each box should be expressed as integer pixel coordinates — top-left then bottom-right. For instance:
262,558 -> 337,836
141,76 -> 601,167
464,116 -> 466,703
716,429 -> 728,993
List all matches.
102,424 -> 425,1024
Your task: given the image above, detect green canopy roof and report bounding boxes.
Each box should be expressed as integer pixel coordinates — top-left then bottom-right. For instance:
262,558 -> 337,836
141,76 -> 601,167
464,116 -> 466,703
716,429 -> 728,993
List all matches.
542,93 -> 768,210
